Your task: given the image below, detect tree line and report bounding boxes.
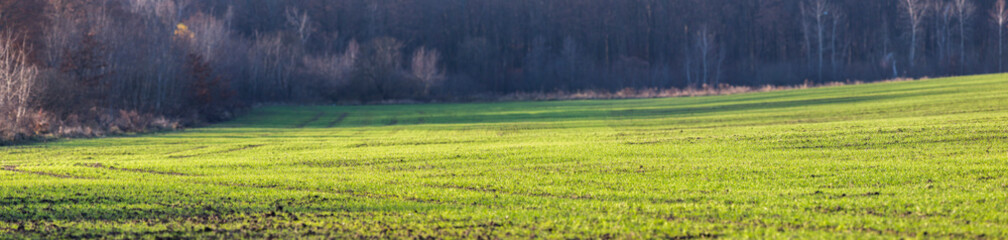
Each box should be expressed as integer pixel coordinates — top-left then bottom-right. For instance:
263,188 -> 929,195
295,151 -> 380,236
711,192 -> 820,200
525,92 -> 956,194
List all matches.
2,0 -> 1008,140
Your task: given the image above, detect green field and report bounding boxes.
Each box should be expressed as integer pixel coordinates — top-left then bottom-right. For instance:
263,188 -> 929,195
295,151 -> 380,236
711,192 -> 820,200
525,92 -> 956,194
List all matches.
2,74 -> 1008,239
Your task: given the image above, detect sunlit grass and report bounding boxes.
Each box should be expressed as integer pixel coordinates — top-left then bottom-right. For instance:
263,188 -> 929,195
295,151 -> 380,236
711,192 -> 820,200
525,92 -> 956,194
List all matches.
2,74 -> 1008,238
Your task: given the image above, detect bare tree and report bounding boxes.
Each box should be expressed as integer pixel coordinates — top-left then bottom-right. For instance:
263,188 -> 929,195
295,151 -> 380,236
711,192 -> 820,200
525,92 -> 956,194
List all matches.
285,7 -> 315,47
800,11 -> 813,74
130,0 -> 189,27
43,0 -> 79,68
899,0 -> 928,70
683,37 -> 693,86
343,40 -> 359,71
411,47 -> 443,96
935,1 -> 954,68
699,28 -> 713,86
223,5 -> 235,28
994,0 -> 1008,72
684,26 -> 723,87
830,5 -> 845,77
185,14 -> 231,62
352,37 -> 404,100
250,33 -> 294,100
301,40 -> 358,98
318,39 -> 358,85
801,0 -> 840,81
0,33 -> 39,126
953,0 -> 975,72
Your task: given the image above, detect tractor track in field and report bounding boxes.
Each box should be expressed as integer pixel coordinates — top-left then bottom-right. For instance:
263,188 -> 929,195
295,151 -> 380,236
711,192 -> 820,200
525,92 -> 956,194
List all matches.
77,163 -> 195,176
349,139 -> 483,148
1,165 -> 94,179
326,112 -> 350,127
295,112 -> 325,128
188,180 -> 441,204
422,183 -> 598,201
162,146 -> 208,155
168,144 -> 265,159
666,233 -> 721,239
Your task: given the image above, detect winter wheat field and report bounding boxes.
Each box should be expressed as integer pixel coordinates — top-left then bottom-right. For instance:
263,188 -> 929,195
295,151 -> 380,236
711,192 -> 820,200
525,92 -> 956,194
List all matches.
2,74 -> 1008,239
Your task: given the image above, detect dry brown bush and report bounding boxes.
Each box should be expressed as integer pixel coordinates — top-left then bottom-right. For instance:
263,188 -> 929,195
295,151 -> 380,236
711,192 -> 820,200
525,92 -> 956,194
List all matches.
1,108 -> 183,145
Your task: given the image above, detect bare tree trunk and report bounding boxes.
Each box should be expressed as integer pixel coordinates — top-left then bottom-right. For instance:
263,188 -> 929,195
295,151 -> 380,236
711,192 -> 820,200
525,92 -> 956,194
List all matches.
954,0 -> 974,73
900,0 -> 928,71
993,0 -> 1007,72
802,0 -> 838,81
683,41 -> 693,86
700,31 -> 709,86
690,27 -> 720,87
935,2 -> 952,69
801,18 -> 813,74
817,10 -> 824,82
831,11 -> 843,78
